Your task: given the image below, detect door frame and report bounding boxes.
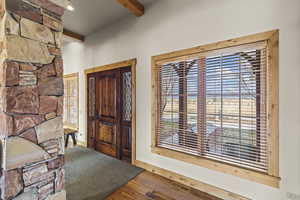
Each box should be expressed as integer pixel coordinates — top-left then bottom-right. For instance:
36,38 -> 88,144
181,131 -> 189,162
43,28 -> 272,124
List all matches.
84,58 -> 137,164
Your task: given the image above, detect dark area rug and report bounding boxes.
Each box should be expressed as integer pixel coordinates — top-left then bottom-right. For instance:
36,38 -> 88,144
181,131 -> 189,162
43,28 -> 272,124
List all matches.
65,147 -> 143,200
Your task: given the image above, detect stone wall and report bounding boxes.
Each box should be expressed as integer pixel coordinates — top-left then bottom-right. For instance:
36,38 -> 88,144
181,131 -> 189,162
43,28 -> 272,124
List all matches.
0,0 -> 67,199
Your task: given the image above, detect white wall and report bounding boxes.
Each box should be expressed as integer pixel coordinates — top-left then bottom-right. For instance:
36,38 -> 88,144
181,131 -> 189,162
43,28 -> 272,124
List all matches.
62,41 -> 88,141
63,0 -> 300,199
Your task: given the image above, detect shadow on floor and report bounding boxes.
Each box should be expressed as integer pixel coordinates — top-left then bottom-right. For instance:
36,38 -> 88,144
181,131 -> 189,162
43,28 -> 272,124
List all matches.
65,147 -> 143,200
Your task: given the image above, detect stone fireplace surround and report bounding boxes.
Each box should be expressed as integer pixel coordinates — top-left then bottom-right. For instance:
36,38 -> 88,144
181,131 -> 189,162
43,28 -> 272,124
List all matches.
0,0 -> 68,199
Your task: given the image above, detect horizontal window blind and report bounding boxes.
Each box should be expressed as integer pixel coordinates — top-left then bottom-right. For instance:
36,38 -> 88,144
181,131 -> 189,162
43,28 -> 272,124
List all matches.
157,43 -> 268,172
63,75 -> 79,129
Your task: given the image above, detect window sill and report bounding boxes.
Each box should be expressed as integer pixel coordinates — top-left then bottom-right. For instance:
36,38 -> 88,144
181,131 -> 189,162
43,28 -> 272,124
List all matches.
151,146 -> 280,188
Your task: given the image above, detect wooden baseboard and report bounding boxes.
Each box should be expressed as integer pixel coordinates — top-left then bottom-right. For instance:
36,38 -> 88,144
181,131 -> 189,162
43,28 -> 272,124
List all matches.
134,160 -> 251,200
77,141 -> 87,147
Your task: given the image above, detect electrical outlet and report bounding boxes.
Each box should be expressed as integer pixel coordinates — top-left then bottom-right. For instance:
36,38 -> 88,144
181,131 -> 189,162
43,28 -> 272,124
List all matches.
287,192 -> 300,200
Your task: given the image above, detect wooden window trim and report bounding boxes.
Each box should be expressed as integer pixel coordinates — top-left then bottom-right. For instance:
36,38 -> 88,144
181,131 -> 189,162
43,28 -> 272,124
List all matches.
151,30 -> 280,188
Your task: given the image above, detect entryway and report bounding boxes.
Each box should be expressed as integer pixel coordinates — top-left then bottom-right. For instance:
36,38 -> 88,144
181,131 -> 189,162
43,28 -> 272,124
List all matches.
64,59 -> 139,200
86,59 -> 136,163
65,147 -> 142,200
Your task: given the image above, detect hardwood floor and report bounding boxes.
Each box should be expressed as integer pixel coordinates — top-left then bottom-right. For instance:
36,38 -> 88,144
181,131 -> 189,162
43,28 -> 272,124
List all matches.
106,171 -> 222,200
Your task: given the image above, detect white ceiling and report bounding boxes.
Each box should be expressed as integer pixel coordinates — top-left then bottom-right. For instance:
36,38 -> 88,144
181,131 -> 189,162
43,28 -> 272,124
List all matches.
63,0 -> 156,36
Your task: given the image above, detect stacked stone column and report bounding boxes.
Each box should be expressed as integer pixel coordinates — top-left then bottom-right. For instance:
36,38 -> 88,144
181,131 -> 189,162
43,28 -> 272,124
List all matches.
0,0 -> 67,199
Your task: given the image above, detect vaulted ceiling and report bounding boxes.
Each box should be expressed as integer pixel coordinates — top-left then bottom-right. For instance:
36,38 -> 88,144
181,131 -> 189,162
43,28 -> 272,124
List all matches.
63,0 -> 156,36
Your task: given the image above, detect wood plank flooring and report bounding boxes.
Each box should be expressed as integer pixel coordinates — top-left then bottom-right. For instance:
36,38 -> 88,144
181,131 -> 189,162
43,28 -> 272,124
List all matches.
106,171 -> 222,200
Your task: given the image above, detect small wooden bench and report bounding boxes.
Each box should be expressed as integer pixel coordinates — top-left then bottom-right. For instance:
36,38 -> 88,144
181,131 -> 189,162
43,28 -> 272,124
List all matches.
64,128 -> 78,147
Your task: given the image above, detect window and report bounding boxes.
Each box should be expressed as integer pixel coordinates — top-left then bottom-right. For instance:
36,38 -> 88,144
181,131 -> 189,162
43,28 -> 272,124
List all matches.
152,30 -> 279,187
63,73 -> 79,129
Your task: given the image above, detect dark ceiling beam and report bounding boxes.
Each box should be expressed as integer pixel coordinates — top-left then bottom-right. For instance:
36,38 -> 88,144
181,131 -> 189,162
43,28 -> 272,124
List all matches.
116,0 -> 144,17
63,29 -> 85,42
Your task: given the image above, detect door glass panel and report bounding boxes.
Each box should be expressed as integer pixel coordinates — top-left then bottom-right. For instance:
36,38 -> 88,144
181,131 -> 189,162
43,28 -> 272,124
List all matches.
88,77 -> 96,117
122,71 -> 132,121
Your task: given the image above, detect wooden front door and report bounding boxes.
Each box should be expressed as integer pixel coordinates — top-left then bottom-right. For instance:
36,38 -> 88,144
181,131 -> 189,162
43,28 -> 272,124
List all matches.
87,67 -> 132,161
95,70 -> 120,157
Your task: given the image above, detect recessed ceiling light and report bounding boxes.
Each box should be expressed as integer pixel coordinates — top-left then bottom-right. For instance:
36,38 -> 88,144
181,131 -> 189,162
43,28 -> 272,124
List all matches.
67,1 -> 74,11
